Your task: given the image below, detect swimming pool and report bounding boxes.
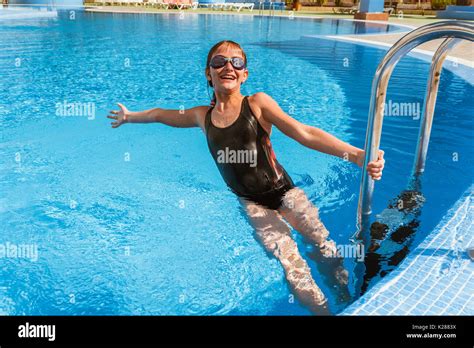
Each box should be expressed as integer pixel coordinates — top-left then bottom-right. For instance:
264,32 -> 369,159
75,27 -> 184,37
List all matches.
0,10 -> 472,315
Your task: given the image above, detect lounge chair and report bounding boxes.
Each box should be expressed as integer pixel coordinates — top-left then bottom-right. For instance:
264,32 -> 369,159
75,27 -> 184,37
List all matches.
222,2 -> 234,10
167,0 -> 196,9
210,2 -> 226,10
332,6 -> 358,15
198,2 -> 212,9
148,0 -> 170,8
122,0 -> 143,6
179,0 -> 196,9
231,2 -> 254,11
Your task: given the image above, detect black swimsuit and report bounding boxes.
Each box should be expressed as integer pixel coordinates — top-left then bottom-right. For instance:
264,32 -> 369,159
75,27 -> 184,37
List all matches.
205,96 -> 295,210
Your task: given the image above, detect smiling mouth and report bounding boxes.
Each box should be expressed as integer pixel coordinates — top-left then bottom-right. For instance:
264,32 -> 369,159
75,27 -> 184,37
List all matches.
220,75 -> 236,81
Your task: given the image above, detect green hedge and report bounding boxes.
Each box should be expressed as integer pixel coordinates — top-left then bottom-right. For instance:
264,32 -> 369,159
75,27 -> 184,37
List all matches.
431,0 -> 457,10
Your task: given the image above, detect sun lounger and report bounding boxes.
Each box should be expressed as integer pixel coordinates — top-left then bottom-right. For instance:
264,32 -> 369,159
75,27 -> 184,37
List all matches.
106,0 -> 120,5
332,6 -> 358,15
121,0 -> 143,6
167,0 -> 197,9
231,2 -> 254,11
148,0 -> 170,8
210,2 -> 226,10
199,1 -> 253,12
198,3 -> 212,9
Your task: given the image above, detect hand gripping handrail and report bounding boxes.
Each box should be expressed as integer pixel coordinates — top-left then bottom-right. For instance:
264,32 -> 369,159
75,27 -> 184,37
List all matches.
357,21 -> 474,227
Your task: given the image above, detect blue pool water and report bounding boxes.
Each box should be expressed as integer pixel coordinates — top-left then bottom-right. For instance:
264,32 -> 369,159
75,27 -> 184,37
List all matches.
0,11 -> 472,315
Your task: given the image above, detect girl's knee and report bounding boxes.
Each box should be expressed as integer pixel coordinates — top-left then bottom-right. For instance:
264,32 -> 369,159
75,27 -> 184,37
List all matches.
289,211 -> 329,246
308,219 -> 329,245
257,230 -> 293,257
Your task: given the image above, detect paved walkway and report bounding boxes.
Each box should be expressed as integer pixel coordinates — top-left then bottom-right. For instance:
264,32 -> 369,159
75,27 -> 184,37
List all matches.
343,186 -> 473,315
335,32 -> 473,66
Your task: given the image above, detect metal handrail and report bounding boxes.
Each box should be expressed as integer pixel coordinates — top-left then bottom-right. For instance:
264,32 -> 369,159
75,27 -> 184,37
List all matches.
258,1 -> 276,17
357,21 -> 474,227
413,37 -> 461,173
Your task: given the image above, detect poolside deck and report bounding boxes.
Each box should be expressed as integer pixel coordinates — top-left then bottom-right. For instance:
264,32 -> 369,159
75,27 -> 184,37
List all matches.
342,186 -> 473,316
333,32 -> 474,68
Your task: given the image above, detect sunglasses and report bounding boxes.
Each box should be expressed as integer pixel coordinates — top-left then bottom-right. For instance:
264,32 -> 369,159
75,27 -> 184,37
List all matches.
209,55 -> 246,70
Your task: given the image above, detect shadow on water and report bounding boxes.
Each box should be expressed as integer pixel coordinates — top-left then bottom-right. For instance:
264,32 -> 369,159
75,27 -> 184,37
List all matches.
354,176 -> 426,297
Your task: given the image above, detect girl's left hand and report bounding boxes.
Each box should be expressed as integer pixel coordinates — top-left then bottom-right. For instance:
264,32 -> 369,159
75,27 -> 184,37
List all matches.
367,150 -> 385,180
357,150 -> 385,181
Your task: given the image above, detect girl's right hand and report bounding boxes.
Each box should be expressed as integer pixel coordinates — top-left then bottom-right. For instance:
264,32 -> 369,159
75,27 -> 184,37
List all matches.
107,103 -> 130,128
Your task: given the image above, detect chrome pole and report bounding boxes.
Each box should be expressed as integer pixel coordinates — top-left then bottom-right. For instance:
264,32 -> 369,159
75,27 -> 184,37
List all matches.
413,38 -> 461,174
357,21 -> 474,226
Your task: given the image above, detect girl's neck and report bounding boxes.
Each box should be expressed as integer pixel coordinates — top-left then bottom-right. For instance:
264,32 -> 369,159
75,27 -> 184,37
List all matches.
214,91 -> 244,113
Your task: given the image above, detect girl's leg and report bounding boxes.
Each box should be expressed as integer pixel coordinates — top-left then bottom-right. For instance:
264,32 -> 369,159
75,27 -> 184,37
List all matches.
278,187 -> 349,286
239,197 -> 330,314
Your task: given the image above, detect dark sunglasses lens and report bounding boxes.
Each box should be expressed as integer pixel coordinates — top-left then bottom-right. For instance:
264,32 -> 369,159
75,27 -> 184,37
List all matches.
210,56 -> 226,69
231,58 -> 245,70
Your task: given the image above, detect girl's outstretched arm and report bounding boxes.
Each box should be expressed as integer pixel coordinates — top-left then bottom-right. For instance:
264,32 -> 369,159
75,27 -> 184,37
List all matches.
256,92 -> 385,180
107,103 -> 207,129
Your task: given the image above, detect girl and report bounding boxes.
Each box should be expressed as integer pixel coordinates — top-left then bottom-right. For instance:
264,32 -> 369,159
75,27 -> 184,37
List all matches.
107,40 -> 385,314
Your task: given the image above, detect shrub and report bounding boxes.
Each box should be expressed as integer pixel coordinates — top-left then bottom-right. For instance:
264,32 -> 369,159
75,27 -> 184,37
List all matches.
431,0 -> 457,10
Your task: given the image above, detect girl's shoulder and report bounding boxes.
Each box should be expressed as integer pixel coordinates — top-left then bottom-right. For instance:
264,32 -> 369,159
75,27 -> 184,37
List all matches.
248,92 -> 274,109
247,92 -> 277,117
247,93 -> 273,133
248,92 -> 268,103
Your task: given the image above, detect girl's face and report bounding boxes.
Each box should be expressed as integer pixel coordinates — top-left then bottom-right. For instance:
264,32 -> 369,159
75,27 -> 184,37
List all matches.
208,45 -> 248,94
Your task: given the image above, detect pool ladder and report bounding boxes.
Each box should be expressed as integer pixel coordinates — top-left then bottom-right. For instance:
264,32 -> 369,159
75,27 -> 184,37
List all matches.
357,21 -> 474,228
258,1 -> 276,17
